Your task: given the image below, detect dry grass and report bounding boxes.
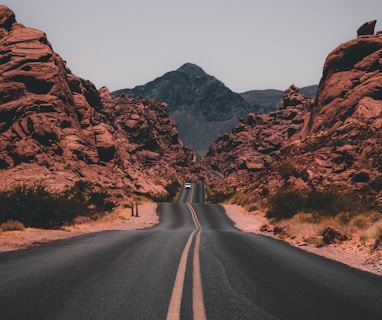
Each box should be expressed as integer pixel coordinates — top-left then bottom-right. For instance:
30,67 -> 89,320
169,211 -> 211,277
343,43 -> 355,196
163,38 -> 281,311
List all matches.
275,210 -> 382,247
360,220 -> 382,243
1,220 -> 25,232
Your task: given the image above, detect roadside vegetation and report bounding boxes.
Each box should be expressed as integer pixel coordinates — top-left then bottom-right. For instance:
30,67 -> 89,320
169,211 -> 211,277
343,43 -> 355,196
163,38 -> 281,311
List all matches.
149,180 -> 182,202
205,182 -> 258,212
265,187 -> 382,245
205,181 -> 382,246
0,181 -> 115,230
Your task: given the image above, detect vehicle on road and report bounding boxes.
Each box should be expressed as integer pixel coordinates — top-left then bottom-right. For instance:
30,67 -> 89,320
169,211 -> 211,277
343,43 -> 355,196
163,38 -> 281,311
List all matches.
184,183 -> 192,189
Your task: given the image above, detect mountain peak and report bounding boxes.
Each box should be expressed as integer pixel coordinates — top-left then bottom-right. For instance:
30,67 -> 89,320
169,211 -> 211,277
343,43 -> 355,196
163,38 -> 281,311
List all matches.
177,63 -> 206,76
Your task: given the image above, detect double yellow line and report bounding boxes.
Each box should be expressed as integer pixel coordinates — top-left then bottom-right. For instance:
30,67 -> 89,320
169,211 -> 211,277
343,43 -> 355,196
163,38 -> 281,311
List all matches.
166,185 -> 206,320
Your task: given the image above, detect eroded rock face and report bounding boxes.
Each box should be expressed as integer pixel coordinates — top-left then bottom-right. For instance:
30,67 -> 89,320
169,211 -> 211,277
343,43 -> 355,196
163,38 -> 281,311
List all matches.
201,85 -> 311,194
0,6 -> 100,177
0,6 -> 194,196
99,87 -> 196,185
201,23 -> 382,207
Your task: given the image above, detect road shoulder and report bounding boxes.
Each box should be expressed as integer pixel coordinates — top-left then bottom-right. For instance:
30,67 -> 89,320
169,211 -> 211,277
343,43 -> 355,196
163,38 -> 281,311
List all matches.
223,204 -> 382,276
0,203 -> 159,253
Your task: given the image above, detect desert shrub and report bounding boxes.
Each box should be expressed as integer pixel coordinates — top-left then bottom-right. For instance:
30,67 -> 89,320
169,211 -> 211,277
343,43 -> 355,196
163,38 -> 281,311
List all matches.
266,187 -> 366,221
246,204 -> 258,212
293,212 -> 315,223
206,182 -> 235,204
305,188 -> 364,218
349,215 -> 370,229
230,192 -> 251,207
0,181 -> 115,229
1,220 -> 25,232
266,189 -> 306,220
336,211 -> 357,226
165,180 -> 181,202
148,180 -> 181,202
277,160 -> 297,180
360,220 -> 382,242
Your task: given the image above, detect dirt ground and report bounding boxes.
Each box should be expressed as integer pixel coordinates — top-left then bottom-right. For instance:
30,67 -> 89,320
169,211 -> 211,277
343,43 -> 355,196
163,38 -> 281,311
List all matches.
0,203 -> 381,276
223,204 -> 382,276
0,203 -> 158,253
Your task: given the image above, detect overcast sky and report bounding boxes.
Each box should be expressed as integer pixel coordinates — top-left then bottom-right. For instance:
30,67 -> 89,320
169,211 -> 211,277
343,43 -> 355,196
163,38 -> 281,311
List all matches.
2,0 -> 382,92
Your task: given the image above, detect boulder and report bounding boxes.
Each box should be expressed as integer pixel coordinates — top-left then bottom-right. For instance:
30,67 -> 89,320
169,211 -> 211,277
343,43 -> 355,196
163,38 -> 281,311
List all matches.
357,20 -> 376,37
322,226 -> 348,245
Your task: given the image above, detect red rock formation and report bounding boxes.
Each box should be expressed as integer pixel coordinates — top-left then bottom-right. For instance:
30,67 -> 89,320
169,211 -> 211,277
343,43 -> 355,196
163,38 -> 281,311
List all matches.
0,6 -> 194,197
201,21 -> 382,207
322,226 -> 348,245
201,85 -> 311,194
99,88 -> 195,185
357,20 -> 376,37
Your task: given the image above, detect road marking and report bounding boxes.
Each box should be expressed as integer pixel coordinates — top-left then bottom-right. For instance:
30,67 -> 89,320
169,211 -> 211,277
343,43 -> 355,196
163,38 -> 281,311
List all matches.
187,203 -> 207,320
189,183 -> 195,202
166,229 -> 197,320
166,201 -> 207,320
193,229 -> 206,320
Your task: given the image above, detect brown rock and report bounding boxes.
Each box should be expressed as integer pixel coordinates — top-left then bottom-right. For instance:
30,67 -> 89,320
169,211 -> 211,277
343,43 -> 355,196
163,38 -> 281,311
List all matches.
93,124 -> 115,162
322,226 -> 348,245
0,5 -> 15,30
279,84 -> 311,110
200,22 -> 382,209
0,6 -> 195,200
357,20 -> 376,37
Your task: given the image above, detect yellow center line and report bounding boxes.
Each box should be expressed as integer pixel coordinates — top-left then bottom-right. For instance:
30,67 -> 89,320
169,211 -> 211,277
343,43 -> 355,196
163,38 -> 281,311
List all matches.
187,202 -> 207,320
192,228 -> 206,320
166,194 -> 207,320
166,229 -> 197,320
189,183 -> 195,203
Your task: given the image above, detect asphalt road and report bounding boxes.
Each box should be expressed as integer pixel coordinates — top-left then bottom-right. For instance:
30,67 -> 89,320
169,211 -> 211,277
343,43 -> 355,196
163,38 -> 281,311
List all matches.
0,183 -> 382,319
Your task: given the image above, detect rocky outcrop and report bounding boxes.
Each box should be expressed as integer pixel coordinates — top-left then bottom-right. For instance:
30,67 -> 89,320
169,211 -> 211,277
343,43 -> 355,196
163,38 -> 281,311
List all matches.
201,85 -> 311,193
0,6 -> 194,197
240,85 -> 318,113
114,63 -> 250,155
357,20 -> 376,37
297,21 -> 382,204
99,88 -> 195,182
201,21 -> 382,207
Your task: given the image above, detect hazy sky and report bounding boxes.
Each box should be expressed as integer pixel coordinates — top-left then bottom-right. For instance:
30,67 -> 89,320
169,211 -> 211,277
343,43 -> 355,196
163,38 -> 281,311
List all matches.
2,0 -> 382,92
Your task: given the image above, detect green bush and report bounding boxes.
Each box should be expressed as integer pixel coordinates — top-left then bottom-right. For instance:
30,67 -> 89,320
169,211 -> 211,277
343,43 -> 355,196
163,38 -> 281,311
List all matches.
0,181 -> 115,229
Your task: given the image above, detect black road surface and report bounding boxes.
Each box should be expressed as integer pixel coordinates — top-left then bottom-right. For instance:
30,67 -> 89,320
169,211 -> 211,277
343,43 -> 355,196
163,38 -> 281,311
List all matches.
1,183 -> 382,320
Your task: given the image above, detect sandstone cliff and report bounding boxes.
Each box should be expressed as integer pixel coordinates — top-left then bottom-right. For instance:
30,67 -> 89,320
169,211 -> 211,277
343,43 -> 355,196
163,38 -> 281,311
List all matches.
201,22 -> 382,207
0,5 -> 194,197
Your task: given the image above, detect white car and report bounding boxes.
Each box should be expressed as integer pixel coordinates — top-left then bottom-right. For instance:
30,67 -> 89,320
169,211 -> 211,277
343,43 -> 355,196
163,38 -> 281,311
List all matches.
184,183 -> 192,189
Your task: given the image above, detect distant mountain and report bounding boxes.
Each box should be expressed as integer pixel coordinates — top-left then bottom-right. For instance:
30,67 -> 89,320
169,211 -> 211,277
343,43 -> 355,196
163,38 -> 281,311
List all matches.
240,85 -> 318,113
114,63 -> 250,155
